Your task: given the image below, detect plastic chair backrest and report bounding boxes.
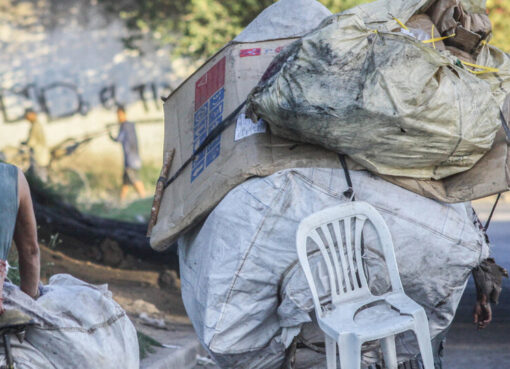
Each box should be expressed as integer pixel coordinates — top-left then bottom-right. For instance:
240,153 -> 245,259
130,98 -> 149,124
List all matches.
296,202 -> 404,315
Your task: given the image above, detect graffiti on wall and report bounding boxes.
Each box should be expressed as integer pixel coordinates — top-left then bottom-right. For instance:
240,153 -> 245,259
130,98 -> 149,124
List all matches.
0,81 -> 172,123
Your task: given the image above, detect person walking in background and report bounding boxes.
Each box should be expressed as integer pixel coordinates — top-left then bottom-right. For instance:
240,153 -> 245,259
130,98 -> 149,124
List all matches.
22,109 -> 50,179
109,105 -> 146,201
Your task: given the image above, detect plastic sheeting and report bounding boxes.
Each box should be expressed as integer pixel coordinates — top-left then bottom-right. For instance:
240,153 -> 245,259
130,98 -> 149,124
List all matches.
233,0 -> 331,43
179,168 -> 489,368
1,274 -> 139,369
246,0 -> 502,180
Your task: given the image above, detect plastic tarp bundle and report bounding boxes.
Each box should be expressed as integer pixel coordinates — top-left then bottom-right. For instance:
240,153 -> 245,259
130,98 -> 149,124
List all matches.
1,274 -> 139,369
179,168 -> 488,368
233,0 -> 331,43
246,0 -> 504,180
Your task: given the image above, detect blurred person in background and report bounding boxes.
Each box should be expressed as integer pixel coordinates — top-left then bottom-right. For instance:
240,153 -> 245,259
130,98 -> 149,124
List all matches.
109,105 -> 146,201
22,109 -> 50,180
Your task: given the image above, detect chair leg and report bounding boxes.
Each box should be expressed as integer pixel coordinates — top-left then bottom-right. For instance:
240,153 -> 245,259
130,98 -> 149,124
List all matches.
414,314 -> 435,369
380,335 -> 397,369
338,333 -> 361,369
325,334 -> 337,369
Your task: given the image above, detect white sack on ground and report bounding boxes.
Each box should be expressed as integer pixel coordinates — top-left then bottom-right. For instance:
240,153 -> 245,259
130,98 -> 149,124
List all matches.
179,168 -> 489,368
1,274 -> 139,369
246,0 -> 502,180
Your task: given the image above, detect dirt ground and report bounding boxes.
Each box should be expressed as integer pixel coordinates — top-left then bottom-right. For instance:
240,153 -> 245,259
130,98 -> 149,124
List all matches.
35,241 -> 189,324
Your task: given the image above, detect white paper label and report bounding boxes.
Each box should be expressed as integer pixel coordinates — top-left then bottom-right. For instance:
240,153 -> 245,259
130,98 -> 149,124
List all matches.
234,113 -> 267,141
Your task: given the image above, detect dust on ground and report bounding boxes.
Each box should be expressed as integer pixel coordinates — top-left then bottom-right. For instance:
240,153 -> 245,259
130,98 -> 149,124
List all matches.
36,241 -> 188,324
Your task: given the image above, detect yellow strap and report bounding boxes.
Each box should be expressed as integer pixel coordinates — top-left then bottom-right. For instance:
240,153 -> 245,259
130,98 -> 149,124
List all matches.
460,60 -> 499,74
394,17 -> 408,31
422,33 -> 456,44
396,20 -> 453,46
469,70 -> 494,75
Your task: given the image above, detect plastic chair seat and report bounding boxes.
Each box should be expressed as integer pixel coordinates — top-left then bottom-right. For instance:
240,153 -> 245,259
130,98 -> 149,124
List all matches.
320,294 -> 417,342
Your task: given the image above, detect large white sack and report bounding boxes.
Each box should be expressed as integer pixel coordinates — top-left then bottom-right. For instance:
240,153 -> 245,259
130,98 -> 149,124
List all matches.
179,168 -> 489,368
246,0 -> 502,180
1,274 -> 139,369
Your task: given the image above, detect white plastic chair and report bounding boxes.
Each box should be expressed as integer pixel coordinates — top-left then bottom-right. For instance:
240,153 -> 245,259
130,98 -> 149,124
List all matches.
296,202 -> 434,369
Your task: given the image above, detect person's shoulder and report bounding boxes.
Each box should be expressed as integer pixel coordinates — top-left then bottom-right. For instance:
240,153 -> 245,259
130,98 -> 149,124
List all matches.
0,161 -> 19,175
0,163 -> 21,190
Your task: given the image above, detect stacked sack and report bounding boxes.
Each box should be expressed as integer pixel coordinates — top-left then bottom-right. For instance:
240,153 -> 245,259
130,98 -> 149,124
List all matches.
246,0 -> 510,180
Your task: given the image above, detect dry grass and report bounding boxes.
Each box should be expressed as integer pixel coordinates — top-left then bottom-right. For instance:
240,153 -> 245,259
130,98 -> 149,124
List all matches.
51,149 -> 159,211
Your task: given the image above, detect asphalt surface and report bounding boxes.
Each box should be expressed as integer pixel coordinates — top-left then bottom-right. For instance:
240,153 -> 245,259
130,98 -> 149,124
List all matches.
443,221 -> 510,369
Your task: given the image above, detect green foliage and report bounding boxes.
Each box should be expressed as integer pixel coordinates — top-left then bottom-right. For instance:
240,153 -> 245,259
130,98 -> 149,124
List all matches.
487,0 -> 510,52
169,0 -> 266,57
322,0 -> 373,12
87,198 -> 153,223
7,258 -> 20,286
101,0 -> 510,60
100,0 -> 373,60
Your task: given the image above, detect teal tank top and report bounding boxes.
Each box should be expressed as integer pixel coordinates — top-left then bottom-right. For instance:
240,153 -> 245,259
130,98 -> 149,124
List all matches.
0,163 -> 18,260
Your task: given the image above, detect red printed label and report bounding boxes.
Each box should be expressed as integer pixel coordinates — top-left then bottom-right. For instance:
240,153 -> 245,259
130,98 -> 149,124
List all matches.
195,57 -> 226,111
240,48 -> 262,58
191,57 -> 226,182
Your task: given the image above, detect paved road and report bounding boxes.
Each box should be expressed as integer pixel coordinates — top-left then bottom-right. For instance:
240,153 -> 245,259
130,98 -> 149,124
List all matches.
443,221 -> 510,369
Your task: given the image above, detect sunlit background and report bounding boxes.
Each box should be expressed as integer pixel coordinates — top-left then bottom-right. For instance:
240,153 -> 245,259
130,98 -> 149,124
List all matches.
0,0 -> 508,220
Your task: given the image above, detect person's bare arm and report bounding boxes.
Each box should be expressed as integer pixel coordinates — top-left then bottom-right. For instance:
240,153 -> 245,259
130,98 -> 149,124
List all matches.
13,168 -> 40,298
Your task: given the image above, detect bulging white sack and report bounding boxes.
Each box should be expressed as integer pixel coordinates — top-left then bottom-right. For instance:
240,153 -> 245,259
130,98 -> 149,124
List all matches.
179,168 -> 488,368
1,274 -> 139,369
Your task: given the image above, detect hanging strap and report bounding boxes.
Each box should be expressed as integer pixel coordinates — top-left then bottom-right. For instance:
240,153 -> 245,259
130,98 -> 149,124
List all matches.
422,33 -> 456,44
338,154 -> 355,201
484,193 -> 502,232
460,60 -> 500,75
392,17 -> 408,31
164,100 -> 247,189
